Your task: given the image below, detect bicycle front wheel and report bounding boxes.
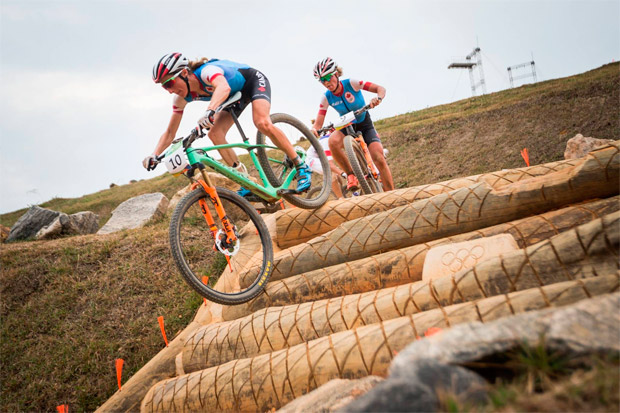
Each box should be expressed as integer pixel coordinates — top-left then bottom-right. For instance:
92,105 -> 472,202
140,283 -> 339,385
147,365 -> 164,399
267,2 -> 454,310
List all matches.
256,113 -> 331,209
169,187 -> 273,305
344,135 -> 382,195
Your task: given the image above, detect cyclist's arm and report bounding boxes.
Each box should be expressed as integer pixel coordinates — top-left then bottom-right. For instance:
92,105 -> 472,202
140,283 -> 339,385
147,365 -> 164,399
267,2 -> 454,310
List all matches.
311,95 -> 329,136
351,79 -> 386,107
152,95 -> 186,156
206,74 -> 231,111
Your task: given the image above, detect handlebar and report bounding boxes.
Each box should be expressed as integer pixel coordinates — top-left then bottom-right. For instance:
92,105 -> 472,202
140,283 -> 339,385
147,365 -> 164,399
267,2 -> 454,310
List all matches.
317,104 -> 373,135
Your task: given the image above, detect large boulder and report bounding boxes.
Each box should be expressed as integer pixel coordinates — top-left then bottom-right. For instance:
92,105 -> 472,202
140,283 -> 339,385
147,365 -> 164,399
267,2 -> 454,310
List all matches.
564,134 -> 615,159
6,206 -> 60,242
340,360 -> 487,413
97,193 -> 169,235
35,211 -> 99,240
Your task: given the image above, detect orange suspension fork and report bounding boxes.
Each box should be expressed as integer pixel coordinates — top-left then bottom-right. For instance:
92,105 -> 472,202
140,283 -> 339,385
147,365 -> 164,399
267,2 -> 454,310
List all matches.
191,174 -> 238,244
356,136 -> 380,179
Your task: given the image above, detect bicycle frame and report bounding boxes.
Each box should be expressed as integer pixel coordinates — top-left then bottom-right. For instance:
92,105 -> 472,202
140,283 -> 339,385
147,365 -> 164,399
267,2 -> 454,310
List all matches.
352,135 -> 381,181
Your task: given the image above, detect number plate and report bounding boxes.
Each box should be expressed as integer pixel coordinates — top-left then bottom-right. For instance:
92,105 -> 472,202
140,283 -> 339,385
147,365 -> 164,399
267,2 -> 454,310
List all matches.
333,111 -> 356,130
164,142 -> 190,175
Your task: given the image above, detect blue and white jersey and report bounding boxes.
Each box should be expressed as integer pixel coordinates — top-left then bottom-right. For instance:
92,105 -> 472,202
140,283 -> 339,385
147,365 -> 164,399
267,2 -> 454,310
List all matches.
323,78 -> 368,123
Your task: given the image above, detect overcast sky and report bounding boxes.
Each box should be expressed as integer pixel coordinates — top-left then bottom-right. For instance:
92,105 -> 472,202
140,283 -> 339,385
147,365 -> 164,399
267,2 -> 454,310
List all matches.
0,0 -> 618,214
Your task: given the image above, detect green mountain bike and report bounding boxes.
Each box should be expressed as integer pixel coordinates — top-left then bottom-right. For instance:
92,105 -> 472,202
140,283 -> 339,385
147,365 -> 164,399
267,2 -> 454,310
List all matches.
150,92 -> 331,305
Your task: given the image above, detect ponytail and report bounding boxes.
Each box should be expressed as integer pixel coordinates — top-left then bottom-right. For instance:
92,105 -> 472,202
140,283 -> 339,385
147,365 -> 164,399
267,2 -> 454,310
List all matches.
188,57 -> 210,71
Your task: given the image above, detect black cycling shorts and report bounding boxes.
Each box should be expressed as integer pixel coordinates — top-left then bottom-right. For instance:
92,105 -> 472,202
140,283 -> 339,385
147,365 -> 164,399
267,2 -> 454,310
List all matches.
228,68 -> 272,117
353,113 -> 381,146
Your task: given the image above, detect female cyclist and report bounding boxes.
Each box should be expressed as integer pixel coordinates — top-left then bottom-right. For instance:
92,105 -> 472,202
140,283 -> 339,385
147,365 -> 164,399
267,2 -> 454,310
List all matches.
143,53 -> 312,195
310,57 -> 394,192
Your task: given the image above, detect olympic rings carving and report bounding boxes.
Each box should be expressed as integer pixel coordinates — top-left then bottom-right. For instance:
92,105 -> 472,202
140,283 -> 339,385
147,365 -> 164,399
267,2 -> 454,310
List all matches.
441,245 -> 485,273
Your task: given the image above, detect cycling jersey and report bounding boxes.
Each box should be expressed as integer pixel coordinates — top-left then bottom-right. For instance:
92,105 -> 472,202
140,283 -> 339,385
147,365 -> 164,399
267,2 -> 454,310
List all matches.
171,59 -> 271,114
320,78 -> 372,123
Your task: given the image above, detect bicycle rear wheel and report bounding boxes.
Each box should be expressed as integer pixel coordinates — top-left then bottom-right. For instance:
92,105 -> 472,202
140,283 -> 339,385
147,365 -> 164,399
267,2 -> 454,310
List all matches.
344,135 -> 382,195
169,187 -> 273,305
256,113 -> 331,209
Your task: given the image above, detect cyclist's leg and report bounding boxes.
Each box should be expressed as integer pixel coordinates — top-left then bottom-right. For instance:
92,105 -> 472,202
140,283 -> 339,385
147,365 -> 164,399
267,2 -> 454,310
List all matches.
368,141 -> 395,191
328,160 -> 344,199
251,99 -> 298,162
328,129 -> 353,175
208,111 -> 237,166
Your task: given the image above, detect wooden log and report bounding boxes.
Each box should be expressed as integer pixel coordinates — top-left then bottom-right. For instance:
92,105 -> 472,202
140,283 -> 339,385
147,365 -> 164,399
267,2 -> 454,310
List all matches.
142,276 -> 619,412
180,212 -> 618,374
241,143 -> 619,285
275,157 -> 585,249
224,196 -> 619,320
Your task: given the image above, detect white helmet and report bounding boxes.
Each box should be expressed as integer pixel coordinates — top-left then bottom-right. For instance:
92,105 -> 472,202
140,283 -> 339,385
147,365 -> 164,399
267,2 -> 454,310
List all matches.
152,53 -> 189,83
313,57 -> 338,79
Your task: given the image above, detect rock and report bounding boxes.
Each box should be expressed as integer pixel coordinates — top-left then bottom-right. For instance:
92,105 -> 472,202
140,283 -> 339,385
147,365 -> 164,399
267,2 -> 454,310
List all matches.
130,180 -> 138,184
97,193 -> 169,234
110,183 -> 117,188
339,360 -> 487,413
564,134 -> 615,159
6,206 -> 60,242
389,292 -> 620,377
35,211 -> 99,240
0,225 -> 10,242
277,376 -> 383,413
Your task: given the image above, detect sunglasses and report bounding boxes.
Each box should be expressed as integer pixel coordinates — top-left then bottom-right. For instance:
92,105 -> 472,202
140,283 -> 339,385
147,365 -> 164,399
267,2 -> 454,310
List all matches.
319,73 -> 334,83
161,72 -> 181,89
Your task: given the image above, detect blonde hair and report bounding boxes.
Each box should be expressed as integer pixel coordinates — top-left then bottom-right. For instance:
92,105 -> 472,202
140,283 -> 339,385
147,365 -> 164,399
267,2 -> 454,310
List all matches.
336,66 -> 343,76
188,57 -> 210,71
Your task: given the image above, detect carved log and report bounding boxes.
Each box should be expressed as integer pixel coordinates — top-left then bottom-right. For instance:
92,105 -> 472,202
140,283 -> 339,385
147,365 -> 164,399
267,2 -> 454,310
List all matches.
276,157 -> 585,249
142,276 -> 619,412
241,143 -> 619,285
224,196 -> 619,320
180,212 -> 618,373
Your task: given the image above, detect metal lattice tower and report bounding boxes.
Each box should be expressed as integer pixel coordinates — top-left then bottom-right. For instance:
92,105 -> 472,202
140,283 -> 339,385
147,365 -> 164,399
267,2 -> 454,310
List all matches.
507,60 -> 537,88
448,47 -> 487,96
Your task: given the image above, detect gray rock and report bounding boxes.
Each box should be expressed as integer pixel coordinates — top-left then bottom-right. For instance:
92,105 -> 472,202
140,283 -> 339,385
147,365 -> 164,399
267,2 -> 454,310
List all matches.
97,193 -> 169,234
277,376 -> 383,413
6,206 -> 60,242
390,292 -> 620,378
564,134 -> 615,159
35,211 -> 99,239
340,360 -> 487,413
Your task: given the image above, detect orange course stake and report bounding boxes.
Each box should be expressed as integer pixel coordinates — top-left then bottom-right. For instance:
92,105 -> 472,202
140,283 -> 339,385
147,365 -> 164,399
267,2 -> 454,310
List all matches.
56,405 -> 69,413
115,358 -> 124,391
424,326 -> 443,337
520,148 -> 530,167
157,316 -> 169,347
202,276 -> 209,306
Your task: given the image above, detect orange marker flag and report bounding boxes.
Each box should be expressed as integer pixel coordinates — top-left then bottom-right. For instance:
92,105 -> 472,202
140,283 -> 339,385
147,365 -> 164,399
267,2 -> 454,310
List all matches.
424,326 -> 443,337
56,405 -> 69,413
115,358 -> 124,391
520,148 -> 530,167
202,277 -> 209,306
157,316 -> 169,347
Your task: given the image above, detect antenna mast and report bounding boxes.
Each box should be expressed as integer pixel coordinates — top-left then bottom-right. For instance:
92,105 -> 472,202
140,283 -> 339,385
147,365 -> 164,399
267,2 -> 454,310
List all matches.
448,47 -> 487,96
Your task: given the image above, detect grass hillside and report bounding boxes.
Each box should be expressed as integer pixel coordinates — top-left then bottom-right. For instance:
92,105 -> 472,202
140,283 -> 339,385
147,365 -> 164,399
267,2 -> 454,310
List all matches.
1,63 -> 618,412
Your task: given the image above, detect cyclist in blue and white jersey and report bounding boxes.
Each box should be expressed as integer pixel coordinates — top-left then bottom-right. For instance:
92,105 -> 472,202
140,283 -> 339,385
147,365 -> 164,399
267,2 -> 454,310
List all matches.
310,57 -> 394,192
143,53 -> 312,195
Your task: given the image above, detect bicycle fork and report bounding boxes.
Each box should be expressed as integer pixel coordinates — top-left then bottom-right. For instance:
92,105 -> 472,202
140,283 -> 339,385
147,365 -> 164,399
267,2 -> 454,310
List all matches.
356,136 -> 381,180
191,170 -> 238,247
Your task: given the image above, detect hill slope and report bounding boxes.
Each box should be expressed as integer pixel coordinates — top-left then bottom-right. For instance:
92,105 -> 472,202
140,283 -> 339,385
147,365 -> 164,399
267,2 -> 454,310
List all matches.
0,63 -> 618,412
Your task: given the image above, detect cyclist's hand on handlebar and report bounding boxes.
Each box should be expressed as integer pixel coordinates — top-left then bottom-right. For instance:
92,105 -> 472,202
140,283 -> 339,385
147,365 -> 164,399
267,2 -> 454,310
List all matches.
369,97 -> 382,108
198,109 -> 215,129
311,127 -> 319,138
142,154 -> 158,171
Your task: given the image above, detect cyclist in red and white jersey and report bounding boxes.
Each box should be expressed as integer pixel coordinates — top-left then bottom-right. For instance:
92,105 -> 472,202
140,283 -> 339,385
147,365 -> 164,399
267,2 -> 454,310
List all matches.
305,125 -> 348,199
310,57 -> 394,192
